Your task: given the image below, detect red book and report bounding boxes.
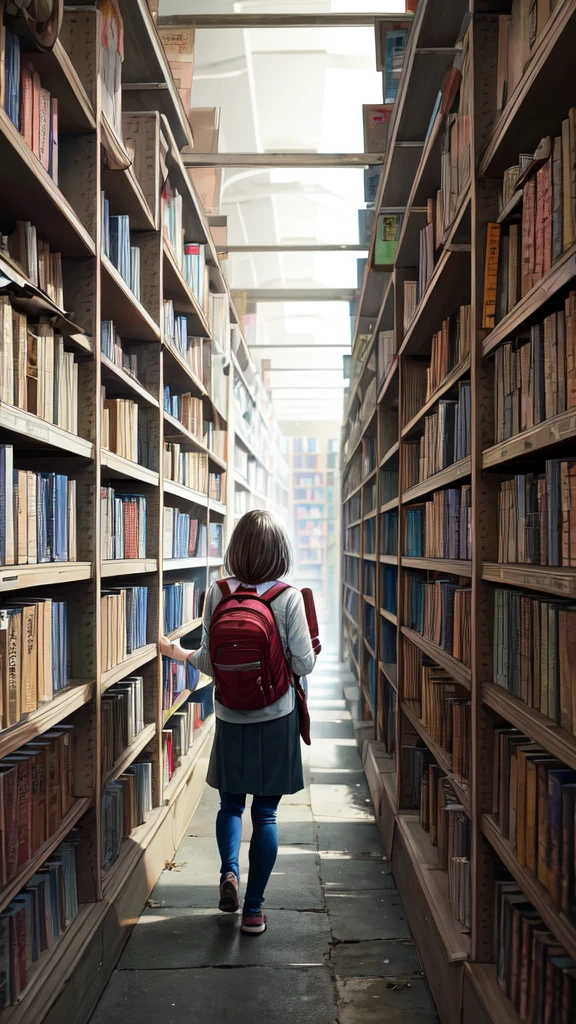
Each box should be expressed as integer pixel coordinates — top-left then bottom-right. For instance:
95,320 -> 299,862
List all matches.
123,500 -> 138,559
19,61 -> 34,150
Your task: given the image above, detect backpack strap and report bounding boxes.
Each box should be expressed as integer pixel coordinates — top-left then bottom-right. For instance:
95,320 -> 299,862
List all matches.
259,582 -> 292,604
215,578 -> 232,598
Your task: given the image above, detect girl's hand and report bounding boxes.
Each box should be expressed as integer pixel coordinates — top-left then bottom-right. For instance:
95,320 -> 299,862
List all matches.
159,636 -> 189,662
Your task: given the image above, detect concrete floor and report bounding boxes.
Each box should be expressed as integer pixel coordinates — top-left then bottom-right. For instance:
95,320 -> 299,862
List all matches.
89,652 -> 438,1023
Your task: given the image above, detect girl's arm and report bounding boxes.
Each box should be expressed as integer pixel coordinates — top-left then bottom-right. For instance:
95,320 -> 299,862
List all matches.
159,582 -> 218,675
285,589 -> 316,677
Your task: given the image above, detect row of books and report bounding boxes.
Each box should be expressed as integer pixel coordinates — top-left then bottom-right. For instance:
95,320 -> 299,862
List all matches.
0,303 -> 78,432
101,763 -> 153,872
101,195 -> 140,301
494,296 -> 576,444
0,600 -> 68,726
164,387 -> 203,439
163,509 -> 205,560
498,461 -> 576,566
404,485 -> 472,561
382,564 -> 397,615
492,727 -> 576,922
163,444 -> 208,493
345,523 -> 360,555
344,555 -> 360,592
422,764 -> 471,928
363,516 -> 376,555
101,393 -> 139,465
381,678 -> 397,756
0,837 -> 78,1009
101,320 -> 139,381
402,384 -> 471,487
381,510 -> 398,556
363,602 -> 375,651
493,589 -> 576,731
100,587 -> 148,672
3,34 -> 59,183
0,724 -> 74,885
495,871 -> 576,1024
377,330 -> 395,384
380,468 -> 398,506
405,574 -> 471,666
163,708 -> 192,785
438,40 -> 471,243
402,306 -> 471,428
162,181 -> 208,308
405,654 -> 471,780
162,657 -> 195,714
100,488 -> 146,561
102,676 -> 145,776
362,436 -> 376,478
496,3 -> 557,118
2,222 -> 63,308
363,561 -> 376,600
163,582 -> 199,634
206,422 -> 226,462
0,452 -> 77,565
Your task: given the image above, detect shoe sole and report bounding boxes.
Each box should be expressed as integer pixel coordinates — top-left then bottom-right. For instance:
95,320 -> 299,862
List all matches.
241,922 -> 267,934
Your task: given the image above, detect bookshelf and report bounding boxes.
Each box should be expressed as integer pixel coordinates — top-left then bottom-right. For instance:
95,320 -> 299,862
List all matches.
341,3 -> 576,1023
0,4 -> 287,1023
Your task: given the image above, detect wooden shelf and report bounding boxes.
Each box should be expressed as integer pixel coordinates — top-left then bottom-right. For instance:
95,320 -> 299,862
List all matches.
167,618 -> 203,641
163,411 -> 207,453
402,699 -> 471,815
101,254 -> 161,342
103,723 -> 157,787
363,551 -> 376,561
379,554 -> 398,564
163,478 -> 209,508
401,626 -> 471,688
380,497 -> 399,513
343,550 -> 360,558
402,456 -> 472,503
482,241 -> 576,358
209,499 -> 227,516
363,594 -> 376,608
401,356 -> 471,438
101,160 -> 156,232
377,358 -> 398,404
462,964 -> 521,1024
482,812 -> 576,962
36,38 -> 96,133
163,557 -> 207,571
0,106 -> 95,257
162,341 -> 207,397
0,404 -> 93,458
364,636 -> 376,659
163,717 -> 215,806
402,557 -> 472,576
101,449 -> 159,487
482,561 -> 576,597
162,241 -> 211,336
482,408 -> 576,469
101,559 -> 157,578
101,645 -> 157,692
380,440 -> 400,468
0,796 -> 91,914
395,813 -> 470,963
343,607 -> 359,629
100,354 -> 159,408
483,682 -> 576,773
0,562 -> 92,592
380,607 -> 398,626
379,661 -> 398,691
0,682 -> 94,761
163,687 -> 191,724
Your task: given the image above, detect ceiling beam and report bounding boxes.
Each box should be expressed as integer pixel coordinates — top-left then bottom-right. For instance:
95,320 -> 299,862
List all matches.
231,289 -> 357,302
221,244 -> 368,253
182,152 -> 382,168
159,13 -> 411,29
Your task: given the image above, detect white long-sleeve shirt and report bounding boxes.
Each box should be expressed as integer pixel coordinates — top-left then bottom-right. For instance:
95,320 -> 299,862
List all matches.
189,578 -> 316,723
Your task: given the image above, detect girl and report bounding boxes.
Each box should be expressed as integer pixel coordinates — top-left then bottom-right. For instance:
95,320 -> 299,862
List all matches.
159,509 -> 316,935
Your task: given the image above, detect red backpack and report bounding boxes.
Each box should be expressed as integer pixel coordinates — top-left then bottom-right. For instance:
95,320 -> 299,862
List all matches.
208,580 -> 294,710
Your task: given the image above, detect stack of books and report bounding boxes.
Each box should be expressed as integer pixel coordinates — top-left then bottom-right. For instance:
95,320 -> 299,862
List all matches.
101,195 -> 141,300
0,724 -> 74,883
492,728 -> 576,921
100,587 -> 148,671
163,581 -> 198,633
163,508 -> 204,559
0,600 -> 68,725
101,676 -> 145,775
101,321 -> 139,380
0,837 -> 79,1008
497,461 -> 576,565
101,763 -> 153,871
405,573 -> 471,666
495,872 -> 576,1017
2,222 -> 63,306
493,589 -> 576,727
2,37 -> 59,182
100,488 -> 146,560
0,452 -> 77,565
0,302 -> 78,431
494,295 -> 576,443
163,444 -> 208,492
101,393 -> 139,463
164,387 -> 203,438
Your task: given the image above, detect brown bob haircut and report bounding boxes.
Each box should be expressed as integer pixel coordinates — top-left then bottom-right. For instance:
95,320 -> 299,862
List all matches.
224,509 -> 292,585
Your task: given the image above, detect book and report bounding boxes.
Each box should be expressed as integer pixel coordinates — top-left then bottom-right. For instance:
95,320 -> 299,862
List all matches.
101,763 -> 153,872
483,222 -> 501,329
163,444 -> 209,493
163,581 -> 198,633
0,600 -> 68,727
405,572 -> 471,665
100,488 -> 146,560
497,461 -> 576,566
100,588 -> 148,672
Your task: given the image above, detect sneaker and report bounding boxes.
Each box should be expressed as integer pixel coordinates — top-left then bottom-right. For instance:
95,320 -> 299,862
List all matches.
218,872 -> 239,913
241,911 -> 267,935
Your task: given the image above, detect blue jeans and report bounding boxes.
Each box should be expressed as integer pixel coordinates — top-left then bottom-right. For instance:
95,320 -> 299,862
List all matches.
216,791 -> 282,915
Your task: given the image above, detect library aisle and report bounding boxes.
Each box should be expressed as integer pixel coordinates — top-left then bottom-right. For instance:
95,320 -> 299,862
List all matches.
89,642 -> 437,1024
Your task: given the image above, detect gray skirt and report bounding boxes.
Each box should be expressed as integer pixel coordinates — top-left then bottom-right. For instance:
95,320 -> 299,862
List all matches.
206,705 -> 304,796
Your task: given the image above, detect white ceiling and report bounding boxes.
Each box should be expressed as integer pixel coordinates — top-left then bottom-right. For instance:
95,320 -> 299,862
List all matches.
159,0 -> 392,422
